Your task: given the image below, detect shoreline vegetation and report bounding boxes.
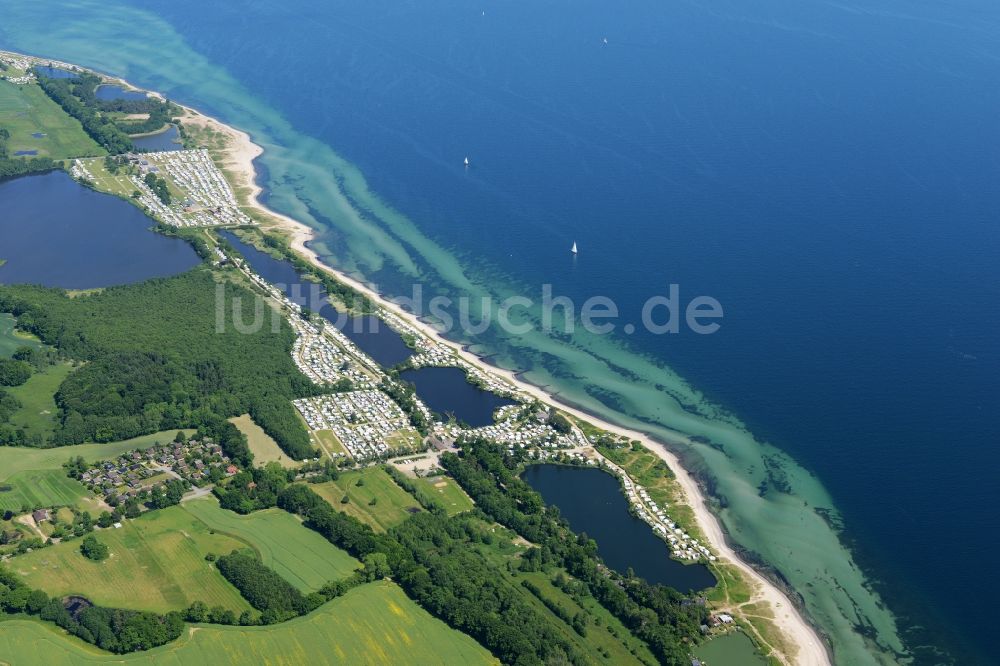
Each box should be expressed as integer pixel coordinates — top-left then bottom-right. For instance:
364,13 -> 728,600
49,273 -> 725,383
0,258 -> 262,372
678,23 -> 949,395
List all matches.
0,49 -> 830,664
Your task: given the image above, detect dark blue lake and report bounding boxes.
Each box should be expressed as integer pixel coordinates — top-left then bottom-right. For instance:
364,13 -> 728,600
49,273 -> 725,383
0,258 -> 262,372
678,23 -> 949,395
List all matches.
32,65 -> 77,79
522,464 -> 716,592
95,83 -> 147,101
0,171 -> 200,288
399,366 -> 513,427
219,231 -> 411,367
131,124 -> 181,152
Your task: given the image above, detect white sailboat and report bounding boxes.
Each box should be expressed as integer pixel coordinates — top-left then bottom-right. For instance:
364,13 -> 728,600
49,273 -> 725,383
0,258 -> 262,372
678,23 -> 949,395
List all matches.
571,241 -> 578,254
464,156 -> 470,167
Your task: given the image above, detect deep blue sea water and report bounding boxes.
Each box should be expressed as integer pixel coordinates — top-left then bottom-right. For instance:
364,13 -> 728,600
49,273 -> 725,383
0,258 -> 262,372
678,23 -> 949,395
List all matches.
2,1 -> 998,663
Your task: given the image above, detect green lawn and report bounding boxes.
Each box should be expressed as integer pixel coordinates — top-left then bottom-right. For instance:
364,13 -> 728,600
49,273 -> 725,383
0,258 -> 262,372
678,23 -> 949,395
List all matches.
0,80 -> 104,159
0,430 -> 192,513
0,582 -> 497,665
181,497 -> 359,592
229,414 -> 298,469
311,468 -> 422,532
3,362 -> 73,440
414,475 -> 474,516
10,505 -> 251,615
0,313 -> 39,358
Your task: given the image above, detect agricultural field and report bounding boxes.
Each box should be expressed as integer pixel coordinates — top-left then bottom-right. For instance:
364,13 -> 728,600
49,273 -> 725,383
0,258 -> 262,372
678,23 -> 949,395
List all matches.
3,362 -> 74,440
0,469 -> 90,514
311,468 -> 422,532
0,79 -> 104,159
229,414 -> 298,468
10,505 -> 251,615
0,313 -> 39,358
182,497 -> 359,592
414,475 -> 474,516
0,582 -> 497,665
0,432 -> 186,513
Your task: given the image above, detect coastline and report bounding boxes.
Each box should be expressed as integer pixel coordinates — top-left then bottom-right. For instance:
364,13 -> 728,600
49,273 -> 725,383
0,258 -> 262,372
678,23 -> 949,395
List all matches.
6,50 -> 830,665
180,84 -> 832,666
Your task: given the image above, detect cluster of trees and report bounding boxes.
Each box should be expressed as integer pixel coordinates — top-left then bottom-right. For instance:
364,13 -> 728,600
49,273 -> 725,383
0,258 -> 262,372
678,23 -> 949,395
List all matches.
214,462 -> 293,514
0,357 -> 32,386
276,483 -> 585,665
66,73 -> 176,138
143,172 -> 170,204
36,75 -> 133,154
0,271 -> 320,455
80,535 -> 109,561
378,377 -> 428,434
0,127 -> 60,181
0,567 -> 182,653
440,438 -> 710,665
214,550 -> 321,623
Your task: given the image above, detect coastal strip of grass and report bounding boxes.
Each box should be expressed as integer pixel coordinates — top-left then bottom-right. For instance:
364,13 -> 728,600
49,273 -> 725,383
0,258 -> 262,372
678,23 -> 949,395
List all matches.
10,504 -> 251,615
310,467 -> 421,532
0,79 -> 104,159
181,496 -> 359,593
0,581 -> 497,665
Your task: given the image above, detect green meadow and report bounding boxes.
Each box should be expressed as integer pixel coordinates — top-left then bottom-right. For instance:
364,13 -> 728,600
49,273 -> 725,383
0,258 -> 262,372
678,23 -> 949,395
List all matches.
0,79 -> 104,159
0,582 -> 497,665
311,467 -> 421,532
0,313 -> 39,358
3,362 -> 73,440
0,431 -> 189,512
10,505 -> 251,614
413,475 -> 474,516
181,497 -> 359,592
229,414 -> 298,469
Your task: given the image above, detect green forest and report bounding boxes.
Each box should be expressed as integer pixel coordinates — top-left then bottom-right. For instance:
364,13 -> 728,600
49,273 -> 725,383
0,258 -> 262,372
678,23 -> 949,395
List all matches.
0,269 -> 319,458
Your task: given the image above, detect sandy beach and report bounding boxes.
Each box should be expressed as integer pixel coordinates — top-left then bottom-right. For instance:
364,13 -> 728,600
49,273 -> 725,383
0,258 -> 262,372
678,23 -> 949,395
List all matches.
9,50 -> 830,666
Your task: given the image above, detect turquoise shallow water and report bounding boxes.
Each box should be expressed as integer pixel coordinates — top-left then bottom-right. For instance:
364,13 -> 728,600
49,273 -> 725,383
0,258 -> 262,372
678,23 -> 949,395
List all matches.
3,2 -> 998,663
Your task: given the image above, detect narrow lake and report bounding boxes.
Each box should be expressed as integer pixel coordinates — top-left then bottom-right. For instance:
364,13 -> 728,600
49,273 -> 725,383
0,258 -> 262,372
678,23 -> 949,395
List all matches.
94,83 -> 147,101
522,464 -> 717,592
132,125 -> 182,152
219,231 -> 412,367
0,171 -> 200,288
32,65 -> 76,79
399,366 -> 513,427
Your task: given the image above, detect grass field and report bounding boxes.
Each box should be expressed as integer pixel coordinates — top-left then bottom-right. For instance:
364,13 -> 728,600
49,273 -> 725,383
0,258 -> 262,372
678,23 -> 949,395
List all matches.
0,581 -> 496,665
0,469 -> 90,514
10,505 -> 251,615
182,497 -> 359,592
311,429 -> 347,457
311,468 -> 422,532
0,313 -> 39,358
414,475 -> 474,516
0,431 -> 193,513
229,414 -> 298,468
4,362 -> 73,439
0,80 -> 104,159
76,156 -> 136,198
